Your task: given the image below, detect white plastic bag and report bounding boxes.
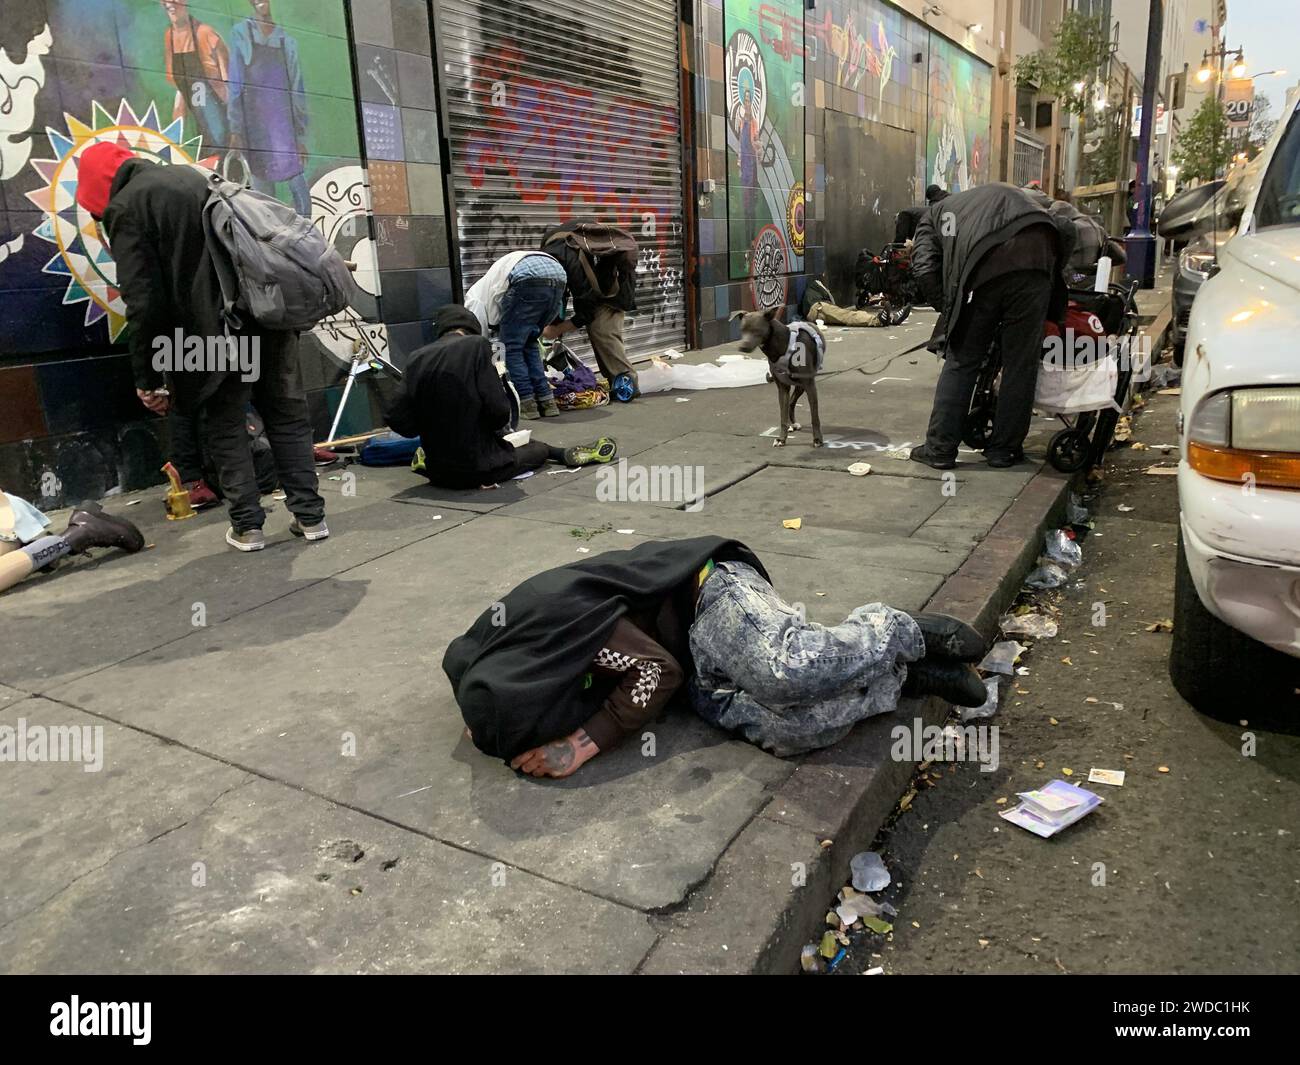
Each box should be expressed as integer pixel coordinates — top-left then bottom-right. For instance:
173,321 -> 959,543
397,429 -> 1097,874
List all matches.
1035,355 -> 1117,414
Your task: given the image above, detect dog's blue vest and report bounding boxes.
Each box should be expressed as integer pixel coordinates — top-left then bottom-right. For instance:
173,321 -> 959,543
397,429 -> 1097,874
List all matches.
770,321 -> 826,385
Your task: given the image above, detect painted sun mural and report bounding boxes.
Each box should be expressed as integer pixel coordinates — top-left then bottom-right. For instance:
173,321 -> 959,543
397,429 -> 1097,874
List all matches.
25,99 -> 217,340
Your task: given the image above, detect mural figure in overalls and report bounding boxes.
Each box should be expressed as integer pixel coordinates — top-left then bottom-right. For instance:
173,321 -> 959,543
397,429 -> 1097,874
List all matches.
161,0 -> 229,149
227,0 -> 310,215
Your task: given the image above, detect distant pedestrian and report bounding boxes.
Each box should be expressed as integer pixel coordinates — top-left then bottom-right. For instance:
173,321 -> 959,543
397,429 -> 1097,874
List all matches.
464,250 -> 568,420
540,218 -> 641,399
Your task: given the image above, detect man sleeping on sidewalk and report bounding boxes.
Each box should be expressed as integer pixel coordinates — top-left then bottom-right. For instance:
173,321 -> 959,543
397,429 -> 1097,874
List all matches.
443,536 -> 988,778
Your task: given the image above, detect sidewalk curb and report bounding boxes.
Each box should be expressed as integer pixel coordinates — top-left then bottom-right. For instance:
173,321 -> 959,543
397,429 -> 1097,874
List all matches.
640,463 -> 1073,974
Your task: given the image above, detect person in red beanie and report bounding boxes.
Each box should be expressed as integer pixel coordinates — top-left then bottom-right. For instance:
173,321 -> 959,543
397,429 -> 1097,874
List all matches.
76,141 -> 326,552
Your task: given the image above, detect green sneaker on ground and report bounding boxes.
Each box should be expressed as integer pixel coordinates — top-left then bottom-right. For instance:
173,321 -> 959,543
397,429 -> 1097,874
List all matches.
563,437 -> 618,466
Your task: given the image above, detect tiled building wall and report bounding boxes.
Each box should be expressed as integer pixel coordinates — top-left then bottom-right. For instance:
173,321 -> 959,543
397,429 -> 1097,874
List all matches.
0,0 -> 453,507
690,0 -> 993,346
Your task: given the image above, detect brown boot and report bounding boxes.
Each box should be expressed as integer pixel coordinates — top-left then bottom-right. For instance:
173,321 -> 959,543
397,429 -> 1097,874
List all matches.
63,502 -> 145,555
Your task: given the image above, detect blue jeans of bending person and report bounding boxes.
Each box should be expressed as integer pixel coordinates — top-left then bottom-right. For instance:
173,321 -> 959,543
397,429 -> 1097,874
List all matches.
688,561 -> 925,756
499,277 -> 565,402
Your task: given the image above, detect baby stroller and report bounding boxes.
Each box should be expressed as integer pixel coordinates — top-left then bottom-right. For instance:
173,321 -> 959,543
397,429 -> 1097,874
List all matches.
854,243 -> 918,309
963,280 -> 1141,473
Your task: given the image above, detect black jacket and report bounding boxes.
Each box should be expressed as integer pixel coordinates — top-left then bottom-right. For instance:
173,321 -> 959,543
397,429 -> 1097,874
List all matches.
102,158 -> 239,411
540,219 -> 637,327
382,309 -> 518,488
911,182 -> 1075,353
443,537 -> 768,762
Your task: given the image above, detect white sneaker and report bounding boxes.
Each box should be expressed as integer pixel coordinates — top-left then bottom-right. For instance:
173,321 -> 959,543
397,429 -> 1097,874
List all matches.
289,518 -> 329,541
226,527 -> 266,552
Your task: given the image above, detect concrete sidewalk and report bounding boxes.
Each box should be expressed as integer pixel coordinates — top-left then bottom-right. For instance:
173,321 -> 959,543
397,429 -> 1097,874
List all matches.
1,303 -> 1111,973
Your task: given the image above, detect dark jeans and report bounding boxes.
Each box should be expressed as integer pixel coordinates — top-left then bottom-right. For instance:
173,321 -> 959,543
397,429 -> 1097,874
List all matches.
925,270 -> 1052,459
499,279 -> 564,401
168,406 -> 206,484
203,332 -> 324,533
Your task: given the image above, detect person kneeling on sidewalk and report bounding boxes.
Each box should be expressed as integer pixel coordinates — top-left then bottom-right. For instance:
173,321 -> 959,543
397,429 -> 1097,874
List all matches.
380,305 -> 617,490
443,536 -> 987,778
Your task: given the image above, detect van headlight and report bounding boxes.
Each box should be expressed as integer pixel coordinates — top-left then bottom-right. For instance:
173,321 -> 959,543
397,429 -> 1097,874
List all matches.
1179,245 -> 1217,280
1187,387 -> 1300,489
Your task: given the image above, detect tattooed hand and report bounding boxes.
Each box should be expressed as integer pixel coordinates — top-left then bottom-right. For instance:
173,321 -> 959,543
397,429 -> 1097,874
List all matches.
510,729 -> 600,779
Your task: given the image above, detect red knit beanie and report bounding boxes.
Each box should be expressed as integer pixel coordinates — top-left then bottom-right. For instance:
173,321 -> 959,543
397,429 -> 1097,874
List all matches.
76,142 -> 135,219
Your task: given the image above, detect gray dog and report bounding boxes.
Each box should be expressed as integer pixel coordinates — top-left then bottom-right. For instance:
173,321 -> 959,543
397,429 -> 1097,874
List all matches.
733,306 -> 826,447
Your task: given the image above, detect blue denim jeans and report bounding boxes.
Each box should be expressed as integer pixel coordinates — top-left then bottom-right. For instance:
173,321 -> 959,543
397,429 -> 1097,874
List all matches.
688,561 -> 924,756
499,279 -> 564,402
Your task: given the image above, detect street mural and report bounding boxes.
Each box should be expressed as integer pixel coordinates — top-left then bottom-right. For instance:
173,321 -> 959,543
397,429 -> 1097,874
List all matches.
725,0 -> 806,309
927,33 -> 992,193
0,0 -> 371,360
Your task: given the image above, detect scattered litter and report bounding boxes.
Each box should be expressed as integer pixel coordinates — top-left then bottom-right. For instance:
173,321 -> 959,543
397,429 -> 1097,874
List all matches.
1044,529 -> 1082,569
546,466 -> 583,475
1144,465 -> 1178,476
1062,767 -> 1074,776
1066,492 -> 1088,524
848,462 -> 873,476
431,514 -> 443,520
850,851 -> 891,893
1113,416 -> 1132,442
836,894 -> 886,925
860,916 -> 894,934
1144,619 -> 1174,633
1000,779 -> 1103,838
979,640 -> 1026,675
962,676 -> 1000,722
819,931 -> 839,959
328,475 -> 342,481
1000,612 -> 1058,639
829,336 -> 844,343
616,528 -> 635,534
1157,765 -> 1171,774
1118,504 -> 1135,512
1024,560 -> 1069,589
1088,768 -> 1126,787
782,517 -> 803,530
827,947 -> 849,971
800,944 -> 825,973
511,470 -> 535,481
1148,363 -> 1181,389
674,397 -> 691,403
576,547 -> 590,553
1157,387 -> 1182,396
125,499 -> 141,506
662,347 -> 685,360
1131,441 -> 1149,451
864,966 -> 885,976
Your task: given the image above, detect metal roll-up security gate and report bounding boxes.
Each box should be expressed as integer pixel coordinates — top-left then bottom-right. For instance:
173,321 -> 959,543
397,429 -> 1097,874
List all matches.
439,0 -> 687,361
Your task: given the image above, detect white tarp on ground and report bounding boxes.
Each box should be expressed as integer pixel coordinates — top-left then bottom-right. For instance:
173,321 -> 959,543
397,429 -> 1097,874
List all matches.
638,354 -> 772,392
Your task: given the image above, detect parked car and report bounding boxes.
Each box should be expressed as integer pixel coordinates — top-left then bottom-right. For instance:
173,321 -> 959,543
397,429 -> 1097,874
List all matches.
1161,165 -> 1264,361
1170,87 -> 1300,712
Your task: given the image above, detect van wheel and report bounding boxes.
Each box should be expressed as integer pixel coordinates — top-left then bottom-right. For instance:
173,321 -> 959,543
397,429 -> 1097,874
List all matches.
1169,531 -> 1300,715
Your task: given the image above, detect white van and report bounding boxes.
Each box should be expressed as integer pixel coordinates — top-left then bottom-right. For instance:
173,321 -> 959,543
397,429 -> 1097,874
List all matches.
1171,87 -> 1300,709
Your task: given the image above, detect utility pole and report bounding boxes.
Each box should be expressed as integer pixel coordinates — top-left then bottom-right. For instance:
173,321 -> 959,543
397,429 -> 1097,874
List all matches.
1126,0 -> 1164,289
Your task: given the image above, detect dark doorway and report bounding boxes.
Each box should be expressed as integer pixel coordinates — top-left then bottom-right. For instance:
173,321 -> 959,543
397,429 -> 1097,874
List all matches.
823,112 -> 917,307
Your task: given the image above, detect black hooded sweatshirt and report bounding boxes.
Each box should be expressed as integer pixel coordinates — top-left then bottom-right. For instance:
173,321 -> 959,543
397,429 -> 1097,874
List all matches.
443,536 -> 768,763
102,158 -> 239,412
382,307 -> 519,488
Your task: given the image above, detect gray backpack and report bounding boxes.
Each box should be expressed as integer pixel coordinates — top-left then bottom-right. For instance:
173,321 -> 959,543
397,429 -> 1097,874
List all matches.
202,170 -> 355,331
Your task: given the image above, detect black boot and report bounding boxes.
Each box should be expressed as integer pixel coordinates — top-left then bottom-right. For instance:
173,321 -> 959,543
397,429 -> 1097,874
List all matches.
901,660 -> 987,707
63,501 -> 145,555
907,612 -> 986,662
